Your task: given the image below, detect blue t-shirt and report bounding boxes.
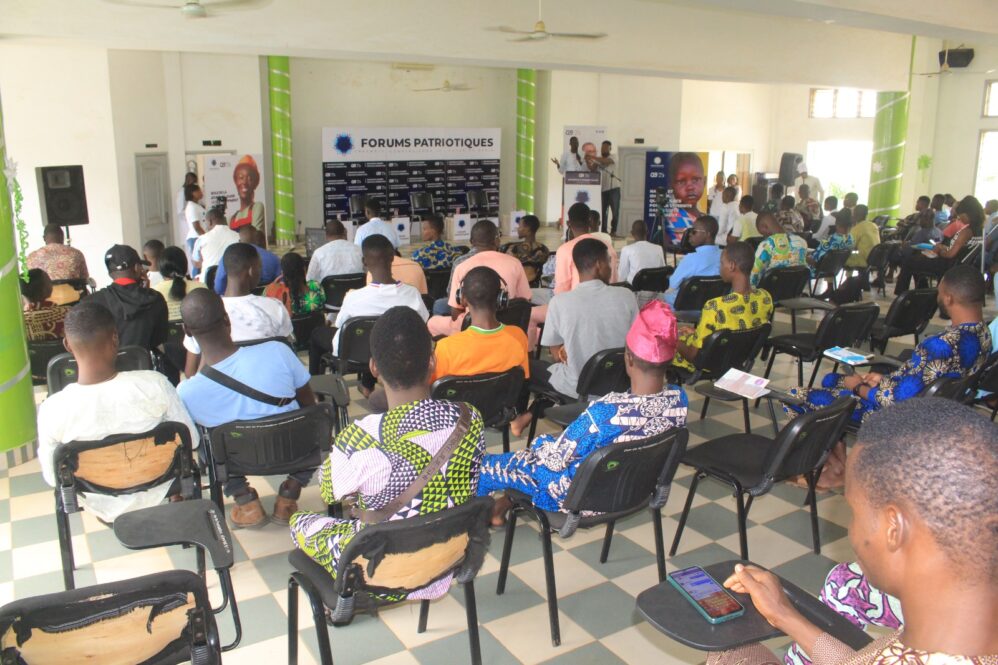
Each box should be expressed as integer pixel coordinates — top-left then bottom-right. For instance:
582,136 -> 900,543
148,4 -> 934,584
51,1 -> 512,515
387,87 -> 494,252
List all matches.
213,244 -> 281,295
178,341 -> 310,428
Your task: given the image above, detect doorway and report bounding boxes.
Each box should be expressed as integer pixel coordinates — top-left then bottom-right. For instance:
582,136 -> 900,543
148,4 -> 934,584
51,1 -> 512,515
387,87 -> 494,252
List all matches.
135,153 -> 171,248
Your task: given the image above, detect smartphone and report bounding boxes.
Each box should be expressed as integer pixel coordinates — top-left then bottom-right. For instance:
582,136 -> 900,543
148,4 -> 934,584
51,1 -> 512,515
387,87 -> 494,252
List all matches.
668,566 -> 746,624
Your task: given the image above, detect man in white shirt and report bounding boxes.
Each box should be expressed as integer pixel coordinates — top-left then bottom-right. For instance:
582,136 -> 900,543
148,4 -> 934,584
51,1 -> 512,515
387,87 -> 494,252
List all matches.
727,195 -> 760,244
793,162 -> 824,204
591,140 -> 621,235
36,301 -> 197,523
183,242 -> 292,375
353,198 -> 400,249
192,208 -> 239,279
813,195 -> 839,242
306,219 -> 363,283
715,186 -> 740,246
619,219 -> 667,284
551,135 -> 587,175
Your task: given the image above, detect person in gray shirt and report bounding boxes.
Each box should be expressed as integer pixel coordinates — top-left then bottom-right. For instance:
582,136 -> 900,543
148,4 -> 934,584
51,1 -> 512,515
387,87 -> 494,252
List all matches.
511,238 -> 639,435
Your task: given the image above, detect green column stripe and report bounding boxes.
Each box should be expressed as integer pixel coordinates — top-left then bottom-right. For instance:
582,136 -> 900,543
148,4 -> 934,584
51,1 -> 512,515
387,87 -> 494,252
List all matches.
0,93 -> 38,453
268,56 -> 295,246
516,69 -> 536,212
867,90 -> 909,217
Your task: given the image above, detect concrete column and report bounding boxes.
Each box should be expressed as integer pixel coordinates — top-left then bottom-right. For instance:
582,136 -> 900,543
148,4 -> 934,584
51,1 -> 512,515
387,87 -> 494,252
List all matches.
267,56 -> 295,246
516,69 -> 537,214
867,90 -> 910,219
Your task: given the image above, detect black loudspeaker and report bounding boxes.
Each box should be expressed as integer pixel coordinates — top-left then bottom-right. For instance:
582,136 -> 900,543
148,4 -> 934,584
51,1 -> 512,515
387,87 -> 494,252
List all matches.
37,165 -> 89,227
778,153 -> 803,187
939,48 -> 974,69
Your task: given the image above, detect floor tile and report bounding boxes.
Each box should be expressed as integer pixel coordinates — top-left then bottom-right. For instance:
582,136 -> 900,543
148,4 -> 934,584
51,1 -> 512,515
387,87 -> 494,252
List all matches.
539,640 -> 628,665
771,553 -> 840,593
509,549 -> 603,600
557,582 -> 643,639
716,525 -> 810,569
569,532 -> 662,579
412,623 -> 519,665
601,622 -> 705,665
451,571 -> 545,625
671,502 -> 742,543
484,603 -> 594,665
763,510 -> 848,547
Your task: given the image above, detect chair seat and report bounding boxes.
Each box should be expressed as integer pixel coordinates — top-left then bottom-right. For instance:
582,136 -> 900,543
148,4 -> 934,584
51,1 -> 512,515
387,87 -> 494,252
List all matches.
310,374 -> 350,407
544,402 -> 586,428
289,549 -> 341,610
674,310 -> 702,324
768,333 -> 817,357
506,490 -> 646,532
114,500 -> 233,569
682,434 -> 776,489
694,383 -> 745,402
778,297 -> 835,312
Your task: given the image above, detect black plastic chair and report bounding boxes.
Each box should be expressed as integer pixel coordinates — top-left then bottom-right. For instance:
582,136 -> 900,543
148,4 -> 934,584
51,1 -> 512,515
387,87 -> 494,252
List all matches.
970,354 -> 998,420
52,422 -> 200,590
630,265 -> 673,293
810,248 -> 852,295
163,319 -> 187,376
868,288 -> 937,354
292,310 -> 325,352
761,302 -> 880,387
756,265 -> 825,334
919,374 -> 978,402
466,189 -> 494,217
912,238 -> 983,288
424,267 -> 452,301
409,190 -> 436,220
204,264 -> 218,291
46,345 -> 152,395
663,229 -> 693,266
28,338 -> 65,385
432,368 -> 525,453
348,193 -> 368,219
288,497 -> 493,665
321,272 -> 366,312
497,428 -> 689,646
0,570 -> 221,664
672,276 -> 728,322
461,298 -> 533,336
204,403 -> 335,513
861,241 -> 897,296
671,396 -> 855,560
321,315 -> 378,377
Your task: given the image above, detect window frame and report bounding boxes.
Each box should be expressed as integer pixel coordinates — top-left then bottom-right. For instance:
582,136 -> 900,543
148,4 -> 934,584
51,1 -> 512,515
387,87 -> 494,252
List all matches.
809,88 -> 877,119
973,129 -> 998,203
983,80 -> 998,118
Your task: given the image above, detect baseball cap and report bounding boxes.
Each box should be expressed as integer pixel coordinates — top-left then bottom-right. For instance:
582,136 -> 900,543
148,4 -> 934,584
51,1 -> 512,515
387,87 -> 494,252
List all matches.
104,244 -> 149,271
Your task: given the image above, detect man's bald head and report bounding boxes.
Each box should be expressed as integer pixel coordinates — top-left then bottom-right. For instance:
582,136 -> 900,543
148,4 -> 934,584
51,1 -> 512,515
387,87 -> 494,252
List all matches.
180,288 -> 228,337
470,219 -> 499,249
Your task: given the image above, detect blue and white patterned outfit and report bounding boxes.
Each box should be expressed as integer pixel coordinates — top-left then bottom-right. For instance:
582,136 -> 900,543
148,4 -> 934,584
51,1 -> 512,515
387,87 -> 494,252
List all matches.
412,239 -> 461,270
476,387 -> 688,512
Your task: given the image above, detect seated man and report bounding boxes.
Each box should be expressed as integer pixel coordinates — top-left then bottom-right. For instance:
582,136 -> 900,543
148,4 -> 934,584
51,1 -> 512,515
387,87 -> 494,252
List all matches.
88,244 -> 169,354
672,241 -> 773,372
554,202 -> 618,294
619,219 -> 667,285
183,242 -> 293,376
510,238 -> 639,434
794,184 -> 821,227
306,219 -> 364,283
786,264 -> 991,487
501,213 -> 550,284
36,301 -> 196,523
812,196 -> 839,241
411,214 -> 460,270
750,211 -> 809,287
479,300 -> 688,525
845,204 -> 881,270
726,195 -> 759,244
192,207 -> 239,278
353,198 -> 399,249
809,213 -> 854,272
776,195 -> 805,233
588,210 -> 614,247
289,307 -> 486,600
20,268 -> 69,342
662,216 -> 723,307
177,289 -> 316,527
213,225 -> 281,295
27,223 -> 89,282
369,252 -> 428,295
709,398 -> 997,665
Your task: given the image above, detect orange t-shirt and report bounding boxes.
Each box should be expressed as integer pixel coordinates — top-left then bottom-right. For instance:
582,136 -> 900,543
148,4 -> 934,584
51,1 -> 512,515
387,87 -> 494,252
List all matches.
431,324 -> 531,382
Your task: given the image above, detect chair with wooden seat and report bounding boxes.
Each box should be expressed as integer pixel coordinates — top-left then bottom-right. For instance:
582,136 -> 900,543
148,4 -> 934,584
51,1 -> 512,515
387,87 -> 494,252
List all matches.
288,497 -> 494,665
432,368 -> 525,453
46,345 -> 152,395
321,272 -> 366,313
52,421 -> 200,590
868,288 -> 937,354
497,429 -> 689,646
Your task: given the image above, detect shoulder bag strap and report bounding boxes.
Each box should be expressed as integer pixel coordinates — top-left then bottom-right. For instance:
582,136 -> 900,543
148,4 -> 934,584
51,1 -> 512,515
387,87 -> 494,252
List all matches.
200,365 -> 294,407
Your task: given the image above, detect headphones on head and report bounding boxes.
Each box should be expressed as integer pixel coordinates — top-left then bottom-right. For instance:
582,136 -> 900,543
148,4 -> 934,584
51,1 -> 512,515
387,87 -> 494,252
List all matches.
456,273 -> 509,310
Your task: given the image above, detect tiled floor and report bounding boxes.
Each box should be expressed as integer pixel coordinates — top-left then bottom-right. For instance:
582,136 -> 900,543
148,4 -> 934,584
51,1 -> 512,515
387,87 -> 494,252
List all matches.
6,234 -> 991,664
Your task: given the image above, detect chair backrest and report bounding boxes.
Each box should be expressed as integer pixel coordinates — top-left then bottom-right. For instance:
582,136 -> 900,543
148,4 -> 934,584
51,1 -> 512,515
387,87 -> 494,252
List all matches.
321,272 -> 366,310
974,353 -> 998,395
756,265 -> 810,303
431,368 -> 525,428
919,374 -> 977,403
575,348 -> 630,399
813,302 -> 881,351
305,227 -> 327,257
291,310 -> 325,351
561,428 -> 689,514
53,422 -> 197,512
163,320 -> 186,373
28,338 -> 66,384
335,496 -> 493,595
423,267 -> 452,301
348,193 -> 368,218
813,248 -> 852,276
51,277 -> 91,297
672,276 -> 729,312
46,345 -> 152,395
454,245 -> 472,256
761,396 -> 856,489
863,241 -> 896,272
204,264 -> 218,291
496,298 -> 532,334
688,323 -> 772,383
466,189 -> 488,212
410,191 -> 435,216
208,403 -> 335,479
337,315 -> 378,372
631,266 -> 672,293
881,288 -> 937,337
957,237 -> 983,266
872,215 -> 890,228
0,570 -> 219,665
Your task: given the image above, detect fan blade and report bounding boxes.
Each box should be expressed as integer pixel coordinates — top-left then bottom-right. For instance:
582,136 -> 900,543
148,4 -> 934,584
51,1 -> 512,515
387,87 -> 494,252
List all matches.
413,87 -> 443,92
449,84 -> 472,91
508,34 -> 546,42
487,25 -> 532,35
102,0 -> 178,9
548,31 -> 607,39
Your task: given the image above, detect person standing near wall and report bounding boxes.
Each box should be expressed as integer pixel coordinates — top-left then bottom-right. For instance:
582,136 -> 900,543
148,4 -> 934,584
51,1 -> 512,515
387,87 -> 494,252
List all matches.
591,140 -> 621,236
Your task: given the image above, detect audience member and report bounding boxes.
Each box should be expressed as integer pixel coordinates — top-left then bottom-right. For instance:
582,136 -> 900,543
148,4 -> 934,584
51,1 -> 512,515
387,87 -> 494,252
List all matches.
182,182 -> 206,260
708,171 -> 727,219
842,191 -> 859,214
844,204 -> 881,270
213,225 -> 280,295
502,213 -> 550,284
619,219 -> 667,284
727,174 -> 741,200
762,183 -> 784,213
143,239 -> 165,287
810,213 -> 854,268
481,299 -> 688,525
305,219 -> 364,283
727,195 -> 759,244
813,196 -> 839,241
895,196 -> 982,295
36,301 -> 196,523
662,216 -> 722,307
192,207 -> 239,278
370,251 -> 428,294
289,306 -> 486,600
177,289 -> 316,527
353,198 -> 399,248
89,244 -> 169,353
672,242 -> 773,372
265,251 -> 326,315
20,268 -> 69,342
795,183 -> 821,225
894,195 -> 931,237
176,172 -> 198,249
777,195 -> 806,233
554,202 -> 619,294
793,163 -> 824,203
411,214 -> 460,269
26,224 -> 89,281
715,186 -> 740,245
750,211 -> 808,286
429,219 -> 495,316
153,246 -> 206,321
588,210 -> 614,247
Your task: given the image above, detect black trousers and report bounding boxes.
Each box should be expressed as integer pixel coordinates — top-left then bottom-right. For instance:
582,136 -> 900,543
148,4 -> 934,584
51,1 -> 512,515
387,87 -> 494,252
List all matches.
601,187 -> 621,235
894,253 -> 954,295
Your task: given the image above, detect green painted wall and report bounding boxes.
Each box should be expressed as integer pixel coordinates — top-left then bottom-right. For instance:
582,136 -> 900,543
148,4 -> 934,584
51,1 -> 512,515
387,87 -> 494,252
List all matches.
868,91 -> 909,219
516,69 -> 537,214
268,56 -> 296,245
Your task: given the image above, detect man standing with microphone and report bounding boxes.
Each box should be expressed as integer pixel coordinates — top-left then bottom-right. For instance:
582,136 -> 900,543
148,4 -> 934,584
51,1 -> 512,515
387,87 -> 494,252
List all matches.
590,140 -> 620,236
551,135 -> 587,175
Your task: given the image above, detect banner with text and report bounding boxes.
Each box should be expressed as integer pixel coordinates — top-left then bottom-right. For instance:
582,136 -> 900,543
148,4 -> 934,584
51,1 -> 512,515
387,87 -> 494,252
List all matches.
643,151 -> 709,245
203,153 -> 268,235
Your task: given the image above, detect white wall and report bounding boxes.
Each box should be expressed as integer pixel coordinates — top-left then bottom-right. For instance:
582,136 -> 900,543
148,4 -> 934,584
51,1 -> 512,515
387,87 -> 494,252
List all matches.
679,80 -> 776,170
769,85 -> 876,163
179,53 -> 264,156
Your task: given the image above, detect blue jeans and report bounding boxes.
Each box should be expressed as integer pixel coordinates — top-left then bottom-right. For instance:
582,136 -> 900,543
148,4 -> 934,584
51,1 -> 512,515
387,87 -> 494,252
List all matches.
432,297 -> 451,316
186,237 -> 199,277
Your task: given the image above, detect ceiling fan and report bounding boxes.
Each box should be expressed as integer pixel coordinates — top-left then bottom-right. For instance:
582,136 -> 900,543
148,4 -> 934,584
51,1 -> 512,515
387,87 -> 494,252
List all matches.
413,80 -> 473,93
101,0 -> 270,19
915,46 -> 995,77
488,0 -> 607,42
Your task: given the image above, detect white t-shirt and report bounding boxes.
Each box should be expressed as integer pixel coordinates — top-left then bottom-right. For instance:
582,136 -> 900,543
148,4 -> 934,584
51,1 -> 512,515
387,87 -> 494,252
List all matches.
708,187 -> 727,218
147,271 -> 164,287
353,217 -> 400,249
36,370 -> 198,522
558,150 -> 587,175
332,282 -> 428,353
183,294 -> 293,354
176,186 -> 188,229
184,200 -> 206,240
814,213 -> 836,241
729,211 -> 759,239
306,238 -> 364,283
619,240 -> 667,284
716,201 -> 740,244
193,225 -> 239,275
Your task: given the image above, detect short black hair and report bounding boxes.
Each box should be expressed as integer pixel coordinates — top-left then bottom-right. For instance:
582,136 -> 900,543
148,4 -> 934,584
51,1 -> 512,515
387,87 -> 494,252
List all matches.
781,195 -> 796,209
844,192 -> 859,204
20,268 -> 52,303
834,208 -> 853,226
222,242 -> 259,276
364,197 -> 383,217
740,195 -> 754,209
855,398 -> 998,577
64,300 -> 117,346
834,215 -> 853,232
917,195 -> 931,205
771,183 -> 784,197
461,266 -> 502,310
940,264 -> 986,305
631,219 -> 648,239
43,224 -> 64,241
695,215 -> 719,239
183,184 -> 201,202
180,288 -> 227,335
723,241 -> 754,275
854,204 -> 868,221
361,233 -> 395,263
325,219 -> 346,237
572,237 -> 609,274
424,214 -> 445,235
143,238 -> 165,259
470,219 -> 498,246
723,186 -> 738,199
370,306 -> 433,389
567,202 -> 591,230
601,140 -> 611,147
206,207 -> 226,225
520,214 -> 540,234
825,195 -> 838,208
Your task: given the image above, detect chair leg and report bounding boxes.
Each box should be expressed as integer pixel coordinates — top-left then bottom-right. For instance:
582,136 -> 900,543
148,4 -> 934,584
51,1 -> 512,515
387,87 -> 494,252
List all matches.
196,546 -> 206,584
537,513 -> 561,647
735,492 -> 750,561
502,425 -> 510,454
669,472 -> 700,556
56,508 -> 75,591
496,509 -> 518,595
806,470 -> 822,554
756,351 -> 778,409
652,508 -> 667,582
797,355 -> 804,387
218,569 -> 242,651
699,397 -> 711,421
741,399 -> 751,434
767,399 -> 781,436
527,400 -> 543,443
808,357 -> 822,388
599,521 -> 615,564
464,581 -> 483,665
288,577 -> 299,665
791,309 -> 798,334
417,599 -> 430,634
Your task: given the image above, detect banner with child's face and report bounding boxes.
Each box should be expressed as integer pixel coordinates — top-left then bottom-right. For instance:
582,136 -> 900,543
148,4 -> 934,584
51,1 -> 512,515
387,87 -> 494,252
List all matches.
644,151 -> 709,244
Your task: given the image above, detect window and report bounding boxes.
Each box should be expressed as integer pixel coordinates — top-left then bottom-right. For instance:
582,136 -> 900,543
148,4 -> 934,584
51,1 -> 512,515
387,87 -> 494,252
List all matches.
809,88 -> 878,119
974,131 -> 998,202
985,81 -> 998,117
806,140 -> 873,204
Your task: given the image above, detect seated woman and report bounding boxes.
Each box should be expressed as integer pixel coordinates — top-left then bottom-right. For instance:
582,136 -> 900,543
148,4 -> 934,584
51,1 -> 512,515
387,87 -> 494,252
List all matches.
808,213 -> 854,274
478,299 -> 688,525
289,306 -> 486,600
785,265 -> 991,487
152,246 -> 206,321
21,268 -> 69,341
894,195 -> 983,295
264,251 -> 325,315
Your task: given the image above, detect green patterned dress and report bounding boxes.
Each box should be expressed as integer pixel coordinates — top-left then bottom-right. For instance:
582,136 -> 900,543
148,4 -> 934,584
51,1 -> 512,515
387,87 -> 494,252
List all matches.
289,399 -> 485,599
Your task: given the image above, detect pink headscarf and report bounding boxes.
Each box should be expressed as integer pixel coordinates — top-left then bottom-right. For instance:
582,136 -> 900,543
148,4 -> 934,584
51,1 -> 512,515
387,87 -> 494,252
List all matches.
626,300 -> 678,364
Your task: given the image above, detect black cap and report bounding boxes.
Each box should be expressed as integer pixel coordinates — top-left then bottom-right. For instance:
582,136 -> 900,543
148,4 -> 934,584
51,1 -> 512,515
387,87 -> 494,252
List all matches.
104,244 -> 149,272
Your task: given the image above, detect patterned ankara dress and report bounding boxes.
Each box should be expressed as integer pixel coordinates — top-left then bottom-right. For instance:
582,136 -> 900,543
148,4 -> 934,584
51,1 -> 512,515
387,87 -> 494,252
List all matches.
784,322 -> 991,424
476,388 -> 688,512
289,399 -> 486,600
672,290 -> 774,373
412,239 -> 462,270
